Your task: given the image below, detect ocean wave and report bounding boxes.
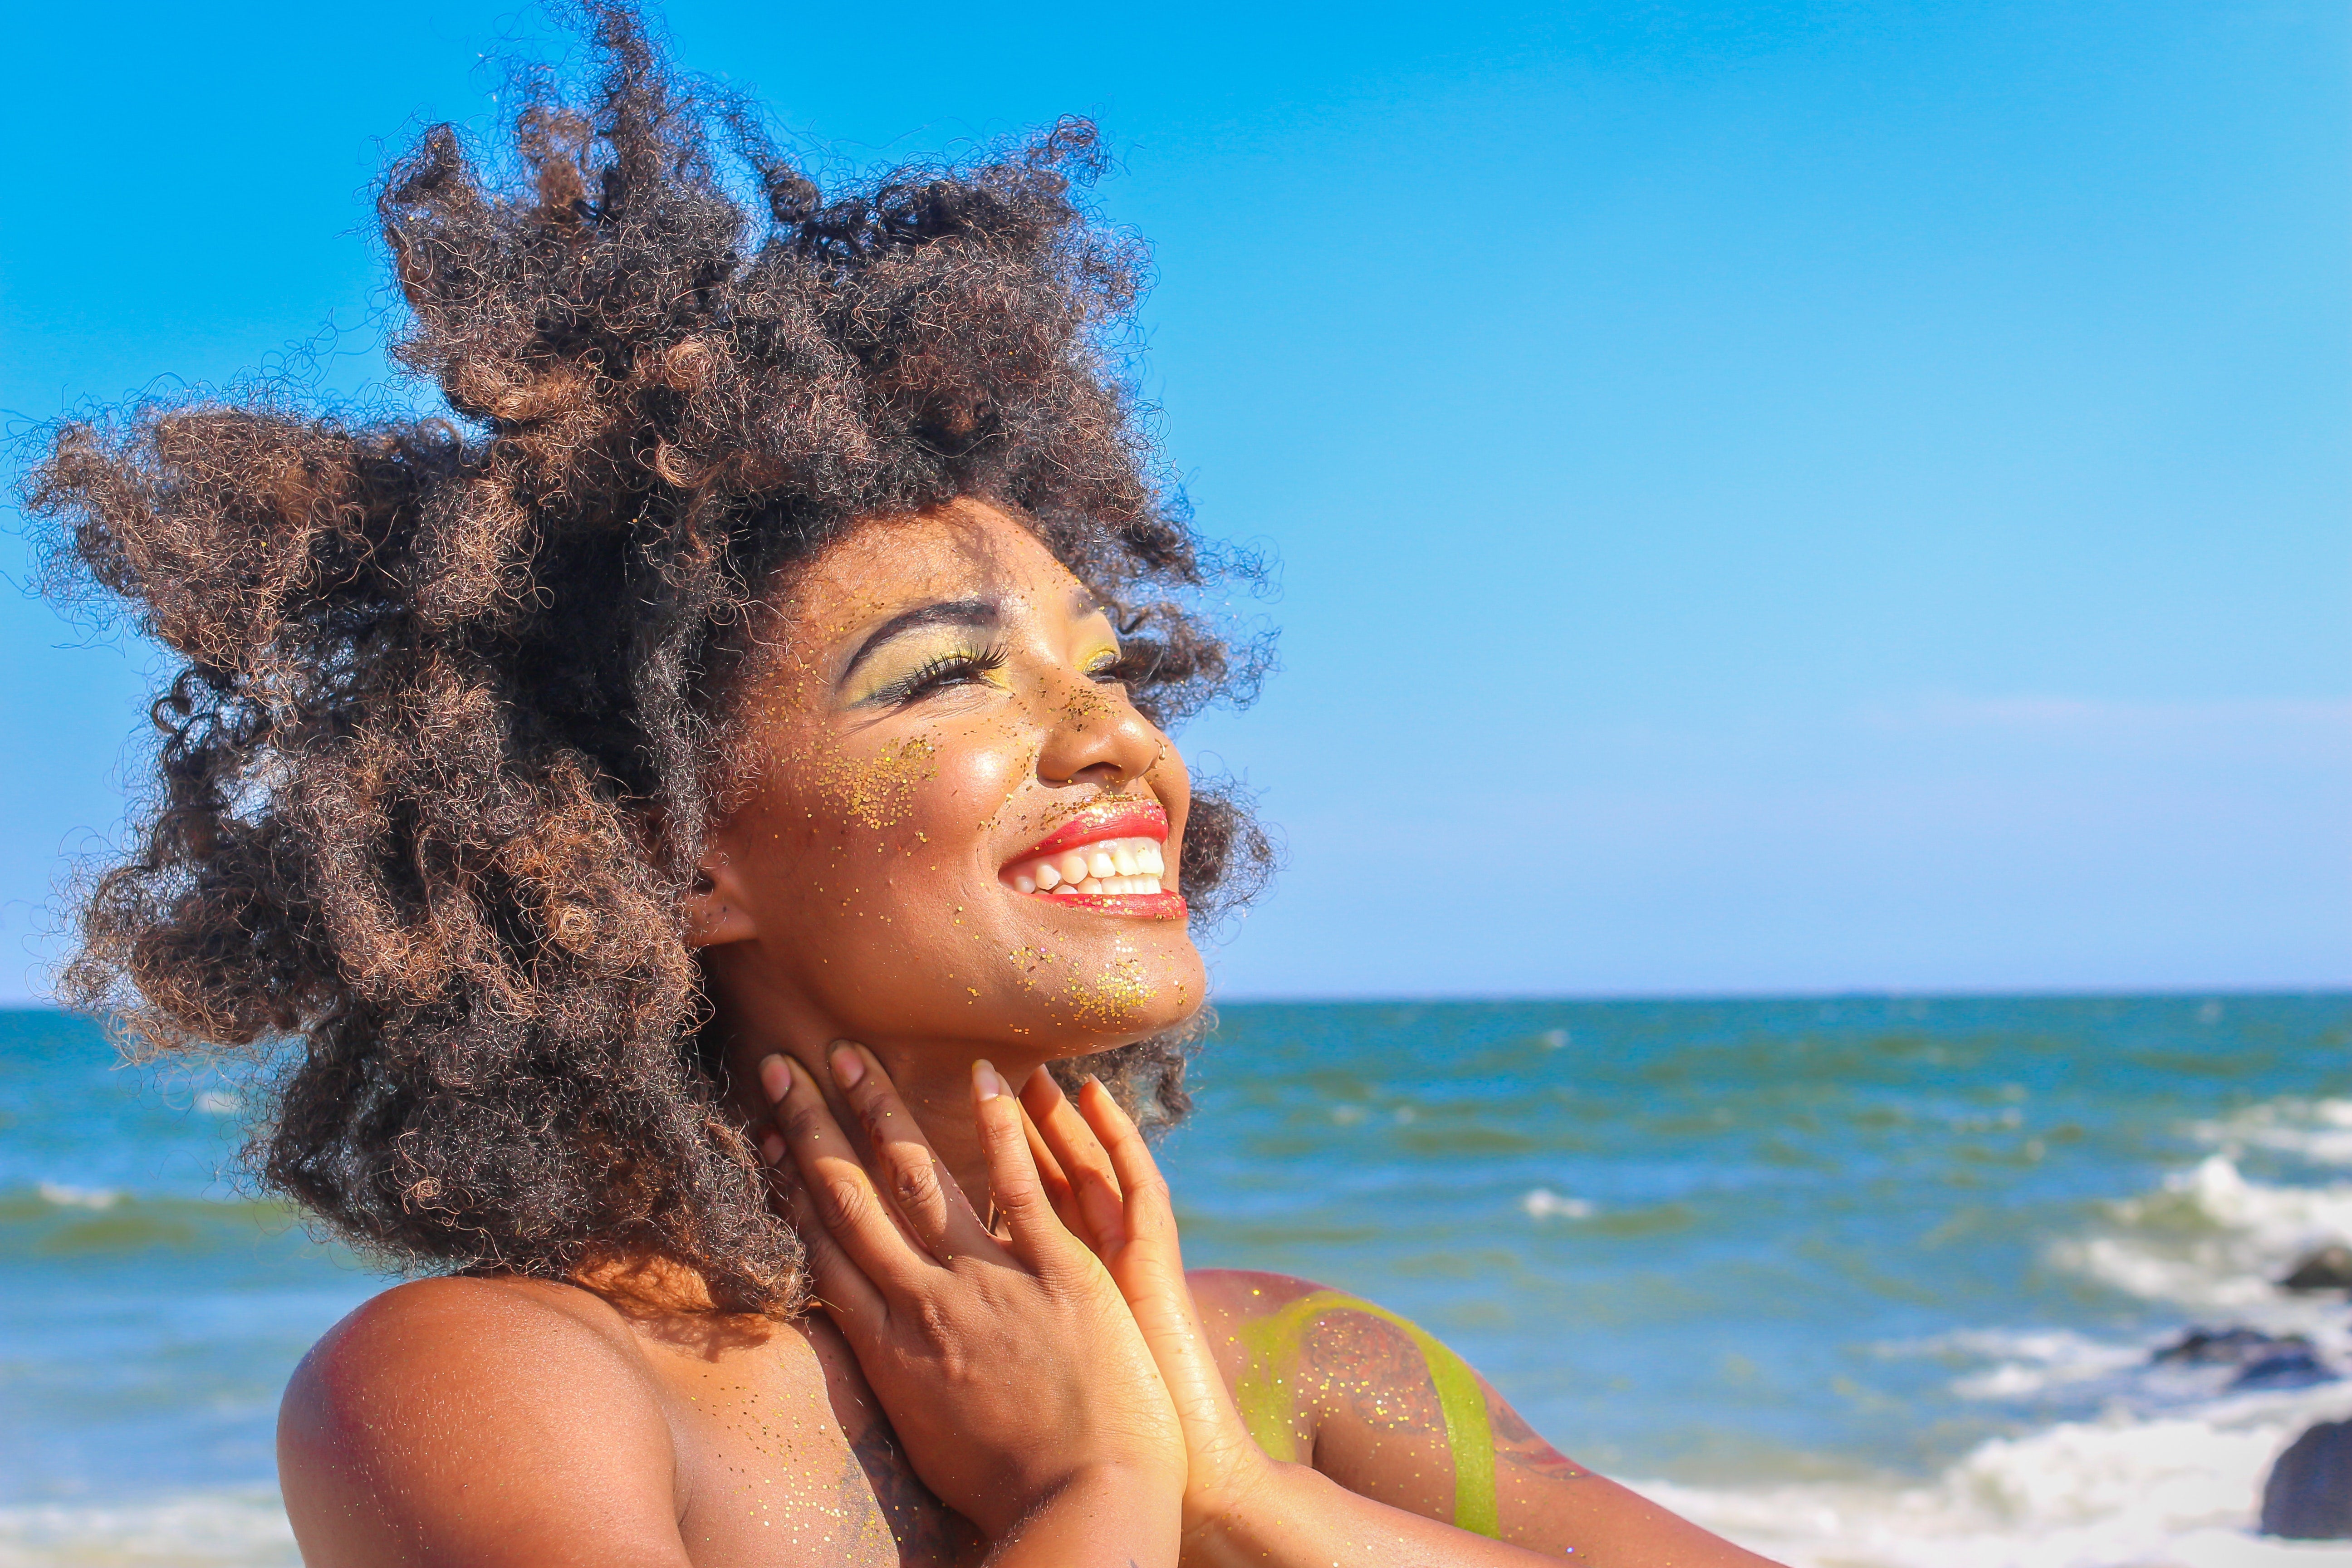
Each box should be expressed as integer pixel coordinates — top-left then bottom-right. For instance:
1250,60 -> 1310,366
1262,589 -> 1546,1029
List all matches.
1883,1328 -> 2152,1401
31,1184 -> 121,1211
2195,1100 -> 2352,1171
1521,1187 -> 1596,1220
0,1489 -> 295,1568
1641,1388 -> 2352,1568
0,1186 -> 305,1260
2050,1156 -> 2352,1317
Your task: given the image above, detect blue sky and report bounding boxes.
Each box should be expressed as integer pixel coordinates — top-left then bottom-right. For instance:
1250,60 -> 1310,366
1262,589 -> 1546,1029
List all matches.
2,0 -> 2344,1001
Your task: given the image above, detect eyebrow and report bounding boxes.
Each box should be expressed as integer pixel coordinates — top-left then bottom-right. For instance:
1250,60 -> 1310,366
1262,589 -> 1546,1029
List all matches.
838,598 -> 998,686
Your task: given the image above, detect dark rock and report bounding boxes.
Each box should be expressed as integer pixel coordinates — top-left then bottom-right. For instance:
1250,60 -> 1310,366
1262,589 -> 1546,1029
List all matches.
2263,1419 -> 2352,1539
2153,1326 -> 2313,1367
2231,1348 -> 2339,1392
2279,1244 -> 2352,1292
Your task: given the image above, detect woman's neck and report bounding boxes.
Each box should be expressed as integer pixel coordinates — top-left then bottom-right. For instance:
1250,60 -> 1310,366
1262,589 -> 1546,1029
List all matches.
719,1020 -> 1052,1224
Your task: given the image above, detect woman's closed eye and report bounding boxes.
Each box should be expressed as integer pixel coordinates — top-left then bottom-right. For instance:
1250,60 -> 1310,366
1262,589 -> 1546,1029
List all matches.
1083,646 -> 1127,687
865,642 -> 1010,707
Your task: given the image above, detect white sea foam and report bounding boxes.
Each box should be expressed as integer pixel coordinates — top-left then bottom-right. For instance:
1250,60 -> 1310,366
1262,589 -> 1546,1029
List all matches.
1521,1187 -> 1595,1220
34,1183 -> 121,1211
0,1489 -> 296,1567
2049,1155 -> 2352,1317
1700,1117 -> 2352,1566
2194,1100 -> 2352,1170
1637,1387 -> 2352,1568
1683,1114 -> 2352,1567
1915,1328 -> 2151,1401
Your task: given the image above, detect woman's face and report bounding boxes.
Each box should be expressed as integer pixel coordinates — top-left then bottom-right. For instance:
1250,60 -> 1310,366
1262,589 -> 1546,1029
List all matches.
693,500 -> 1207,1065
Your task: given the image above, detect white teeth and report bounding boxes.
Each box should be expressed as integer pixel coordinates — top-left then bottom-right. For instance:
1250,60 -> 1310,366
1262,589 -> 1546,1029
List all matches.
1053,883 -> 1078,896
1009,836 -> 1172,899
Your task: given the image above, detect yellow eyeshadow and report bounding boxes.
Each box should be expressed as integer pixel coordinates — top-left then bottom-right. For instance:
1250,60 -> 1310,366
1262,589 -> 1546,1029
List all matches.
839,630 -> 1004,707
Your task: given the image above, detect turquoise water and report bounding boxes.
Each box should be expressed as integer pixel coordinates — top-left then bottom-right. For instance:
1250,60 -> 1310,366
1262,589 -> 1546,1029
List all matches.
5,995 -> 2352,1566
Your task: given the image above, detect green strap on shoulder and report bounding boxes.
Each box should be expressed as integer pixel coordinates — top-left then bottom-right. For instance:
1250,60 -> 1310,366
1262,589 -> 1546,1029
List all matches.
1232,1289 -> 1500,1538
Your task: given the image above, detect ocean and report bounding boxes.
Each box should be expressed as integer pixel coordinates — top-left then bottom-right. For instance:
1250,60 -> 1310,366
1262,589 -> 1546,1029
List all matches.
3,995 -> 2351,1566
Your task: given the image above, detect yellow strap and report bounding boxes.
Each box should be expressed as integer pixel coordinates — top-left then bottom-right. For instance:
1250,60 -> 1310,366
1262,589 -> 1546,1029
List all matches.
1233,1290 -> 1499,1538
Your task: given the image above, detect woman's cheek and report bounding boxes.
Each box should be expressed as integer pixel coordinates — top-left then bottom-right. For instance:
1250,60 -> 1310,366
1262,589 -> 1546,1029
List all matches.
807,730 -> 943,835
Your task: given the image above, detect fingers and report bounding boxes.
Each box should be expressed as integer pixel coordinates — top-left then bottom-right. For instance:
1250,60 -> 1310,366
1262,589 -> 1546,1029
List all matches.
826,1043 -> 999,1263
764,1052 -> 935,1293
1077,1075 -> 1179,1260
758,1116 -> 886,1326
1019,1068 -> 1130,1251
970,1060 -> 1081,1267
1019,1103 -> 1092,1240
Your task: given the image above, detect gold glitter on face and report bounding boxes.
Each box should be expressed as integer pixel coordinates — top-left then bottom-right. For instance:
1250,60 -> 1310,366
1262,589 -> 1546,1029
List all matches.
811,733 -> 939,830
692,500 -> 1208,1065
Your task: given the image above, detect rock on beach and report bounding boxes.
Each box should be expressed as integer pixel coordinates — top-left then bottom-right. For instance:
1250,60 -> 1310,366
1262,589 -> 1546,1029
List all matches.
2278,1245 -> 2352,1293
2263,1420 -> 2352,1540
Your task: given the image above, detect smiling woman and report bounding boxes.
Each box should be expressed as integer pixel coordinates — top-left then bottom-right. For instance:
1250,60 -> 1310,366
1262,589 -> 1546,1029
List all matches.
16,5 -> 1779,1565
691,503 -> 1210,1098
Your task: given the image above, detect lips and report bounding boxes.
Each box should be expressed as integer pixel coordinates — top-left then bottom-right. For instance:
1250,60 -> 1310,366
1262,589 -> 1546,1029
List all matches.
1022,799 -> 1169,861
1002,799 -> 1185,918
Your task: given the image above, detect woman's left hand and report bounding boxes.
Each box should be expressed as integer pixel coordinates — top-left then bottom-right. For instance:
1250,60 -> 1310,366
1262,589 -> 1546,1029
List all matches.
755,1047 -> 1186,1558
1010,1070 -> 1281,1541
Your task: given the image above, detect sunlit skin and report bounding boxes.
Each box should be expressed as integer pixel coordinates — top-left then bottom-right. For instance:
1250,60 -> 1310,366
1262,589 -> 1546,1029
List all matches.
275,500 -> 1786,1567
691,498 -> 1206,1197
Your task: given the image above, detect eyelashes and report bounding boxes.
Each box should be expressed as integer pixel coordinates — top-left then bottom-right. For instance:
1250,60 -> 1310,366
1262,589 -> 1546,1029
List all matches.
858,638 -> 1125,707
867,642 -> 1011,706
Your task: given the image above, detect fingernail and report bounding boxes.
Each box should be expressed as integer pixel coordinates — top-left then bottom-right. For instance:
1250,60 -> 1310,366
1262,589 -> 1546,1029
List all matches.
830,1046 -> 865,1089
760,1054 -> 791,1099
759,1131 -> 784,1164
974,1060 -> 1004,1100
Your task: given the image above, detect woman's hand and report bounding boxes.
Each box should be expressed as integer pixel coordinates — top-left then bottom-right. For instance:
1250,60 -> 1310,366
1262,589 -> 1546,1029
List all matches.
1014,1073 -> 1788,1568
1012,1071 -> 1280,1541
757,1047 -> 1185,1555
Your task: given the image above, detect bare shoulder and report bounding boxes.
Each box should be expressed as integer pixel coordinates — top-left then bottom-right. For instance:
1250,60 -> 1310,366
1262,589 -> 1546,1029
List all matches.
280,1275 -> 689,1568
1185,1266 -> 1330,1333
281,1274 -> 658,1455
1186,1270 -> 1782,1564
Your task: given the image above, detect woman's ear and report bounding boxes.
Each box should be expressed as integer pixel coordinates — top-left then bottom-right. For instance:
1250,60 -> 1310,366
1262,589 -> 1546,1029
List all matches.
682,844 -> 760,949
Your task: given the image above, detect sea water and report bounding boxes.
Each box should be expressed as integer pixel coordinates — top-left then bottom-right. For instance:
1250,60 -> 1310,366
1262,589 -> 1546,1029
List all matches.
3,995 -> 2350,1567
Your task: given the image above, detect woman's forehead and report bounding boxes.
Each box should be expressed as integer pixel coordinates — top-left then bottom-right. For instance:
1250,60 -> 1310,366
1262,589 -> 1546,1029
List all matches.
789,505 -> 1083,642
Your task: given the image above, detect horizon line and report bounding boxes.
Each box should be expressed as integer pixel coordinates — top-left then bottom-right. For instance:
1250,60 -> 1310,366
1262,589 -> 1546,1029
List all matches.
6,982 -> 2348,1016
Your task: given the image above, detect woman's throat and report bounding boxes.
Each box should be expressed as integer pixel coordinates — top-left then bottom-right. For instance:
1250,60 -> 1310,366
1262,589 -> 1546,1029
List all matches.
1005,835 -> 1167,896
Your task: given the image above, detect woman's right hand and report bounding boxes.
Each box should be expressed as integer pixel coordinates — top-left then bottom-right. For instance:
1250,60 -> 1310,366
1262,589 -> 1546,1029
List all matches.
757,1046 -> 1186,1553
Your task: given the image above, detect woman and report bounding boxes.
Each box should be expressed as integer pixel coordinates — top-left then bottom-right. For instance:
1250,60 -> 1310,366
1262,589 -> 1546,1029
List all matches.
26,8 -> 1782,1564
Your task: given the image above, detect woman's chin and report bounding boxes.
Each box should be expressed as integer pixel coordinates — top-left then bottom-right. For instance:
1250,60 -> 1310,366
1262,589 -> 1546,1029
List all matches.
941,946 -> 1206,1056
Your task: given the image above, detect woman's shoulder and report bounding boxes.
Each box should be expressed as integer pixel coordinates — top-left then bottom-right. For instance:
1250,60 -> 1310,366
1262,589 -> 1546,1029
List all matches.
1188,1267 -> 1436,1337
1185,1266 -> 1334,1329
279,1276 -> 690,1566
284,1274 -> 657,1425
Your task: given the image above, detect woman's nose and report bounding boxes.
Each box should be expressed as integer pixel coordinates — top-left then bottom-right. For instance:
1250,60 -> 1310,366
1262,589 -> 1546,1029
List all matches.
1033,668 -> 1162,788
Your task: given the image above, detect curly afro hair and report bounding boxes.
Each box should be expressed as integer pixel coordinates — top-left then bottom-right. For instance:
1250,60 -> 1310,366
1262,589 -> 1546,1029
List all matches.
19,2 -> 1271,1313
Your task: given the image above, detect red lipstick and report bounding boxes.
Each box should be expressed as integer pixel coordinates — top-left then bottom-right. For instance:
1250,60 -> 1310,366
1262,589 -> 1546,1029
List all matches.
1002,799 -> 1184,920
1018,799 -> 1169,862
